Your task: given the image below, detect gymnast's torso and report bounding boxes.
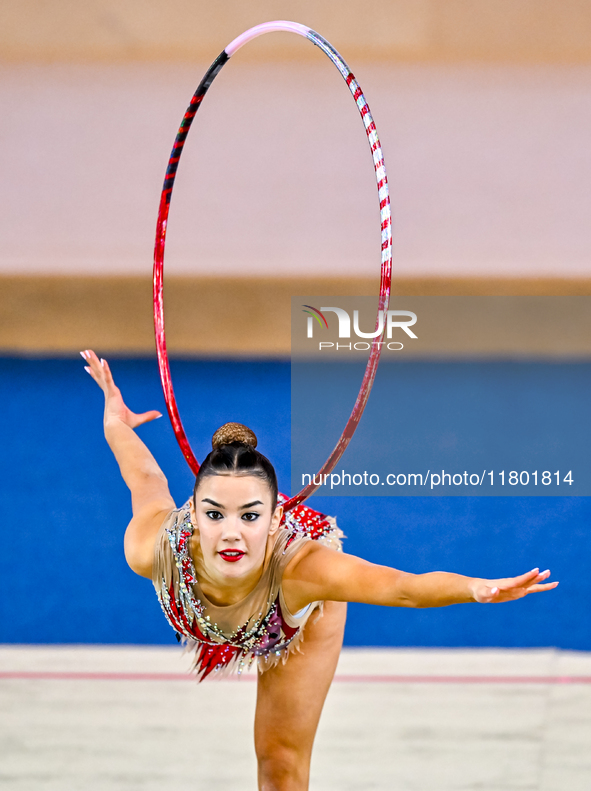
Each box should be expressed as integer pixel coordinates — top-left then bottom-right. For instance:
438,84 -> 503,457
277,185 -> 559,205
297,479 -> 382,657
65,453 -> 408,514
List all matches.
152,494 -> 343,680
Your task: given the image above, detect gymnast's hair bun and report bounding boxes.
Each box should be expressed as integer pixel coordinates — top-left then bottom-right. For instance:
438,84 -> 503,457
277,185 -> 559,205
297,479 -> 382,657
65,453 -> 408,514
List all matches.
212,422 -> 258,449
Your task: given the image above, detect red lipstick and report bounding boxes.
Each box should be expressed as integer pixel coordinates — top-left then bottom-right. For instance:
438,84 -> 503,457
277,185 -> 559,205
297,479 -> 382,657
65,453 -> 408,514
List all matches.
219,550 -> 245,563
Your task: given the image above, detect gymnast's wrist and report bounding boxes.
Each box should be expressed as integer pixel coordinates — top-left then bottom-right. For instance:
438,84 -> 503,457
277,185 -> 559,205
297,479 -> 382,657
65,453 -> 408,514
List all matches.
467,577 -> 483,603
103,414 -> 131,434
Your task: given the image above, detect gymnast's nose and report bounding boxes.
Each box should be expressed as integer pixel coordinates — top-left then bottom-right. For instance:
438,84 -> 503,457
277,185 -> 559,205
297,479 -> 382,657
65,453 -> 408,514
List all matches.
220,516 -> 242,542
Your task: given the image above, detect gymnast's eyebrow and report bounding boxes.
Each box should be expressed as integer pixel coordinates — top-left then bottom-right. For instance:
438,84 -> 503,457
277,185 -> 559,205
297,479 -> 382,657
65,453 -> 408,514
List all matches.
241,500 -> 263,509
202,498 -> 224,507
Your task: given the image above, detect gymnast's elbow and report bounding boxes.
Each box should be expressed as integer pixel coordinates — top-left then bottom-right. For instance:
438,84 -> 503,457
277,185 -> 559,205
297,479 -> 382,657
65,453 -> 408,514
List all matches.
390,595 -> 422,609
123,536 -> 154,580
385,572 -> 423,609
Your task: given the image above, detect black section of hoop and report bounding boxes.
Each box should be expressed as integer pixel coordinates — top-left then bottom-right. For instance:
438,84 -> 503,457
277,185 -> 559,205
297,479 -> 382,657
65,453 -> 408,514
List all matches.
162,50 -> 230,201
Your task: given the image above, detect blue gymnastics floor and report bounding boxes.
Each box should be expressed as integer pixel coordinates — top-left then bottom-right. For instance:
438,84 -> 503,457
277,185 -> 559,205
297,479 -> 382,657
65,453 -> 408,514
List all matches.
0,357 -> 588,649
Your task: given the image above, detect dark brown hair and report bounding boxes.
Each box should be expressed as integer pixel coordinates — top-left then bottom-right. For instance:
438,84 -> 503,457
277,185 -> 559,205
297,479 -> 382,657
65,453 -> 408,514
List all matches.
193,423 -> 278,508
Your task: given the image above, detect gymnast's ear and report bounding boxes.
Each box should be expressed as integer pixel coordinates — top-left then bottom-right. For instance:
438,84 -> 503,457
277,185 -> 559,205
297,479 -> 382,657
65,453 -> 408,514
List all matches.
269,503 -> 283,535
189,499 -> 199,532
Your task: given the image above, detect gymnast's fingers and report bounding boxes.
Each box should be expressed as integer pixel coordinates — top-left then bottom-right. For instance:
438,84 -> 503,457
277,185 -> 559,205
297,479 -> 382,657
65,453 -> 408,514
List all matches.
530,569 -> 552,585
81,350 -> 105,387
134,410 -> 163,426
98,357 -> 119,394
498,568 -> 542,590
525,581 -> 559,594
89,352 -> 117,392
81,349 -> 103,370
515,568 -> 553,589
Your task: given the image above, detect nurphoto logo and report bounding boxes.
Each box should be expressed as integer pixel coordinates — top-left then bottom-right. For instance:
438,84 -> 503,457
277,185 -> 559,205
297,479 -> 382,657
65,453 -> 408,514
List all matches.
301,305 -> 418,351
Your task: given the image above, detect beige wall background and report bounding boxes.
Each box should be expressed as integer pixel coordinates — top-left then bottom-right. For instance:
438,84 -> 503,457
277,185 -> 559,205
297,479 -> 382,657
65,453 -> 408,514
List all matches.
2,0 -> 591,63
2,0 -> 590,354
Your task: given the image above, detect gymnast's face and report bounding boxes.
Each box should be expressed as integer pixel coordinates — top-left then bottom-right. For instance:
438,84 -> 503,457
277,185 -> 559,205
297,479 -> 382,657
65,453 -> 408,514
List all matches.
192,474 -> 282,582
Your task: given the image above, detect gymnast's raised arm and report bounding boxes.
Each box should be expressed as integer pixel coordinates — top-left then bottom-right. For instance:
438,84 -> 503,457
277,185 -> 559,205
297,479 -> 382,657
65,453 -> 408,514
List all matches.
81,349 -> 175,577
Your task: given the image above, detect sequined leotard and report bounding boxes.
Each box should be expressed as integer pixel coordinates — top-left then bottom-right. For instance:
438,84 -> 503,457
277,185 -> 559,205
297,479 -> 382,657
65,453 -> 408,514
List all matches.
152,494 -> 343,680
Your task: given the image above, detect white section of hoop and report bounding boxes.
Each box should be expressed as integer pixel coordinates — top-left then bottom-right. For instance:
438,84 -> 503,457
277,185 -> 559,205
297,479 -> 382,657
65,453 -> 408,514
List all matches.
225,20 -> 310,56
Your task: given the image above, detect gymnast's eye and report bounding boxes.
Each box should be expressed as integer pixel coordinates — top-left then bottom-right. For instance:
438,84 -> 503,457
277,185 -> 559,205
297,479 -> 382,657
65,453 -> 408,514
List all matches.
241,512 -> 260,522
205,510 -> 223,520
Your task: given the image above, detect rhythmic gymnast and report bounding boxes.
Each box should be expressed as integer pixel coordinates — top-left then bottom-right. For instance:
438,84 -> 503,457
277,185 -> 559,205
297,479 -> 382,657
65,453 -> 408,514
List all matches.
81,348 -> 558,791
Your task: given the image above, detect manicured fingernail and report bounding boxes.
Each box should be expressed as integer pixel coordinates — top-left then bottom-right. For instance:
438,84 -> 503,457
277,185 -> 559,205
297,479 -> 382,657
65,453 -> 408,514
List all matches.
156,413 -> 163,418
541,569 -> 550,575
531,568 -> 539,573
490,587 -> 499,594
84,366 -> 91,374
100,358 -> 105,367
80,351 -> 88,360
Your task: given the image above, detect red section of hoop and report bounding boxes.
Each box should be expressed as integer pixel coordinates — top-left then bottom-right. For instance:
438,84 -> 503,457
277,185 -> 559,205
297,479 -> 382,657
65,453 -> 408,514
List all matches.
153,29 -> 392,508
154,193 -> 200,476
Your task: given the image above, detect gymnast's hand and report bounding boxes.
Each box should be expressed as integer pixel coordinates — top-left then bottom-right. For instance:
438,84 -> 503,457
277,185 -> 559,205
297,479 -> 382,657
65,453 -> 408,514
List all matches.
469,568 -> 558,604
81,349 -> 162,429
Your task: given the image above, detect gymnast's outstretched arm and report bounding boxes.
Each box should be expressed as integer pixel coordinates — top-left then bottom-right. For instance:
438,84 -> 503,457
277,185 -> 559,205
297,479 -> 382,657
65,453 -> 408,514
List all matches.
81,349 -> 175,577
282,543 -> 559,613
